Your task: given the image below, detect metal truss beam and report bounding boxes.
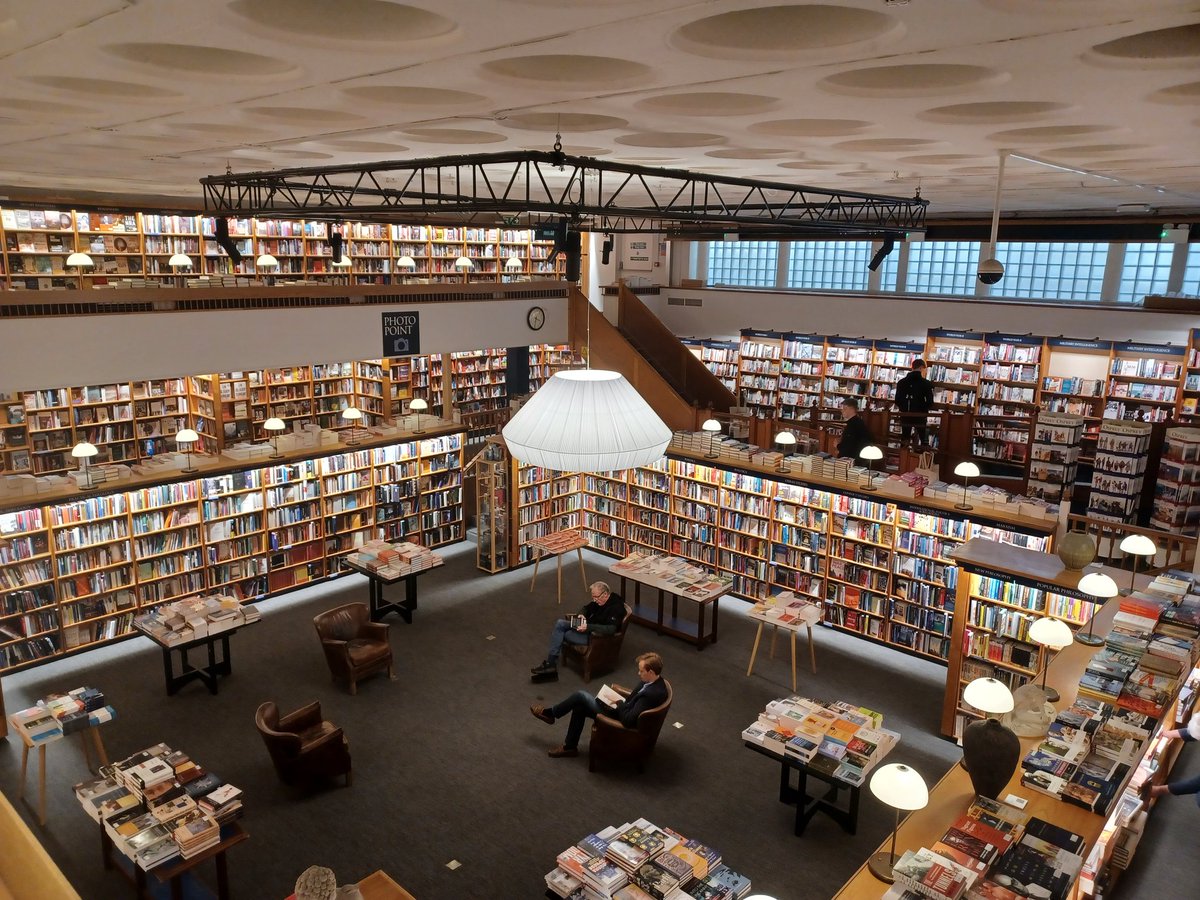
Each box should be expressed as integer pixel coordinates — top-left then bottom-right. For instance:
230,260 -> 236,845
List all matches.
201,151 -> 926,236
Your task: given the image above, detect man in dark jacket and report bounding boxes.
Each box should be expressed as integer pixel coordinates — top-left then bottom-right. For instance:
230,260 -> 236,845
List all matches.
530,652 -> 668,758
531,581 -> 624,681
836,398 -> 875,460
894,359 -> 935,448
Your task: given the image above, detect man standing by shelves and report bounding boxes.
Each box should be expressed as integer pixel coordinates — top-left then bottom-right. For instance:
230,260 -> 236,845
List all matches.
895,359 -> 934,448
836,398 -> 875,461
529,652 -> 667,757
530,581 -> 624,682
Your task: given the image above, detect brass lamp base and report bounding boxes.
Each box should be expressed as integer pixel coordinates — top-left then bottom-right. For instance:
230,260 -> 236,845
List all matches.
867,851 -> 896,883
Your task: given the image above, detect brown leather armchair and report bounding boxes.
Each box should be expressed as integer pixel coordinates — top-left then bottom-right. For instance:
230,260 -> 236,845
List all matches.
313,602 -> 394,694
254,700 -> 352,787
588,679 -> 673,773
563,603 -> 633,683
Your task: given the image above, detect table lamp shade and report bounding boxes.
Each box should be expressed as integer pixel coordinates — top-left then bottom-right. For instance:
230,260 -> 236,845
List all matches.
1119,534 -> 1157,557
409,398 -> 428,412
859,445 -> 883,462
505,256 -> 522,269
174,429 -> 199,445
71,441 -> 99,459
341,406 -> 363,422
169,253 -> 193,267
255,253 -> 279,268
503,370 -> 671,472
954,461 -> 980,478
263,418 -> 286,432
331,256 -> 352,268
397,255 -> 417,269
1078,571 -> 1119,598
701,418 -> 722,433
66,251 -> 94,267
774,431 -> 797,447
454,256 -> 474,269
1029,616 -> 1072,650
869,763 -> 929,811
963,677 -> 1014,714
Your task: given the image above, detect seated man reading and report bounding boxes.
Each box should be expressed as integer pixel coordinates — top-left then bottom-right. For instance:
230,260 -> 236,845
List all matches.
529,652 -> 667,758
530,580 -> 624,682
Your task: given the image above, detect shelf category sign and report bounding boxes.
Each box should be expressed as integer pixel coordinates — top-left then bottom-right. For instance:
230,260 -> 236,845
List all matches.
382,311 -> 421,356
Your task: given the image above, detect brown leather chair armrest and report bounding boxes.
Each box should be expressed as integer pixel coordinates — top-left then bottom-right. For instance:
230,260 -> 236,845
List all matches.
278,701 -> 323,732
300,725 -> 345,754
267,731 -> 304,756
594,713 -> 631,731
361,622 -> 390,642
611,684 -> 631,698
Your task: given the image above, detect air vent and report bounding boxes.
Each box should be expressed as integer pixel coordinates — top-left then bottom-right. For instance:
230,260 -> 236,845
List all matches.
667,296 -> 702,307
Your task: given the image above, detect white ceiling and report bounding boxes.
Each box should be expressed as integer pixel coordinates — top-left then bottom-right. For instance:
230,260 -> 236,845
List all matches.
1,0 -> 1198,219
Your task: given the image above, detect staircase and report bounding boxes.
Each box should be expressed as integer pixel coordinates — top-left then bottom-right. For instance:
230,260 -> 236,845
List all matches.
612,283 -> 738,413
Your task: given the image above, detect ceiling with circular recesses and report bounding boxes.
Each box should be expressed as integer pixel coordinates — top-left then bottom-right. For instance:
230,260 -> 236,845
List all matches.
0,0 -> 1195,217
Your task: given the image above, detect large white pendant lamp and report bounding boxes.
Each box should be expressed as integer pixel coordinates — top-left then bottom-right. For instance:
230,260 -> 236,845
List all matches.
503,370 -> 670,472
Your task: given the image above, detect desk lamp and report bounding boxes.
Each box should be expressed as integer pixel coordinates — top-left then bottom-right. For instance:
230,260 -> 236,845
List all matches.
1075,571 -> 1118,647
341,406 -> 363,445
263,417 -> 286,459
1119,533 -> 1158,595
954,461 -> 979,511
409,398 -> 428,434
859,444 -> 883,491
175,428 -> 200,473
702,418 -> 722,459
774,431 -> 797,474
1028,616 -> 1073,704
255,252 -> 279,286
867,763 -> 930,882
169,252 -> 193,288
71,441 -> 99,490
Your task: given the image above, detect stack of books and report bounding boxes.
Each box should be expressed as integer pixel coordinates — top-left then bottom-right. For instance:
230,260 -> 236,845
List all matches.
174,814 -> 221,858
741,695 -> 898,787
9,706 -> 64,743
528,528 -> 588,553
546,817 -> 749,900
133,593 -> 250,645
346,539 -> 442,578
198,784 -> 244,824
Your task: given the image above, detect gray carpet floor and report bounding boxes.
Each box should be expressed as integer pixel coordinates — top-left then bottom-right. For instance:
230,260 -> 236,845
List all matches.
2,543 -> 976,899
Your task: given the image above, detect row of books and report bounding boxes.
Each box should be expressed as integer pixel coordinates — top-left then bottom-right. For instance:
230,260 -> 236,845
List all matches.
885,795 -> 1086,900
75,742 -> 243,870
132,593 -> 260,646
546,817 -> 750,900
741,695 -> 898,787
8,685 -> 112,743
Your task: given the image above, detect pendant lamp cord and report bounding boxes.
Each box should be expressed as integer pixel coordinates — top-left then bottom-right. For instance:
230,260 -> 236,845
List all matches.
585,292 -> 591,370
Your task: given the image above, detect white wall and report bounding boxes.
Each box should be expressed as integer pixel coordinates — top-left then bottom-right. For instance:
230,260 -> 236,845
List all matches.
646,287 -> 1197,346
0,296 -> 568,392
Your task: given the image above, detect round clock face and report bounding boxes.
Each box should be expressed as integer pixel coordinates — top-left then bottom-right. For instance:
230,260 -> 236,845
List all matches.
527,306 -> 545,330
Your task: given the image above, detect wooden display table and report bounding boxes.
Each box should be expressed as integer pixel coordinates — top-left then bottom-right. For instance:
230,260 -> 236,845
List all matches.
100,819 -> 248,900
832,591 -> 1125,900
527,528 -> 589,604
744,740 -> 863,837
136,617 -> 260,697
608,553 -> 732,650
745,597 -> 822,691
343,552 -> 444,624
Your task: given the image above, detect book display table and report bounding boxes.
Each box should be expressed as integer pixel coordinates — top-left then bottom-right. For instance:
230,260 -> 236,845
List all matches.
134,596 -> 261,697
608,552 -> 733,650
8,685 -> 114,825
746,591 -> 823,691
78,741 -> 246,900
742,696 -> 899,838
526,528 -> 589,604
343,541 -> 445,623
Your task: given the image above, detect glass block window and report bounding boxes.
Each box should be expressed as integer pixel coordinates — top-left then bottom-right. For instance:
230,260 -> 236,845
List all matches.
991,241 -> 1108,301
879,245 -> 900,292
1183,244 -> 1200,296
706,240 -> 779,288
906,241 -> 981,295
1118,242 -> 1174,303
785,241 -> 872,290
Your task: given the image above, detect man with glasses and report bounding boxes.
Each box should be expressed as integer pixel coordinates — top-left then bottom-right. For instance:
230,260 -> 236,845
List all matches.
530,652 -> 667,758
531,581 -> 624,682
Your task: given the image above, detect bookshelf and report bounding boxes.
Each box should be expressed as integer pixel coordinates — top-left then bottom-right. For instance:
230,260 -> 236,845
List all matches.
1149,426 -> 1200,533
871,340 -> 926,456
131,377 -> 191,460
0,393 -> 32,474
942,538 -> 1100,739
449,349 -> 508,444
474,438 -> 510,573
669,460 -> 720,569
697,339 -> 740,395
579,471 -> 628,559
1182,329 -> 1200,423
1041,338 -> 1112,448
738,329 -> 783,418
629,460 -> 672,557
1105,341 -> 1184,423
819,337 -> 874,427
141,213 -> 202,283
778,332 -> 825,426
528,344 -> 583,392
974,333 -> 1043,465
924,328 -> 984,413
25,387 -> 73,475
1087,420 -> 1152,524
0,430 -> 465,673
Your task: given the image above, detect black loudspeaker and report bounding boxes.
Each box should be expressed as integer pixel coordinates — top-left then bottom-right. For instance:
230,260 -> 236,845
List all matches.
214,218 -> 243,264
330,231 -> 344,263
564,230 -> 582,282
506,347 -> 531,396
601,235 -> 614,265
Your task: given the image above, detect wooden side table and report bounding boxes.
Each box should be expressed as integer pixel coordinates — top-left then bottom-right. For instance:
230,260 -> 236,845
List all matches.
746,610 -> 820,692
10,713 -> 112,825
527,529 -> 589,604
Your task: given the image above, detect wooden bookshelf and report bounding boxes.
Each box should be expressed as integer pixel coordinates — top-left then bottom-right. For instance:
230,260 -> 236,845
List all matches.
1182,328 -> 1200,423
975,333 -> 1043,466
820,337 -> 874,427
738,329 -> 784,419
942,538 -> 1101,739
778,332 -> 825,426
0,429 -> 465,673
924,328 -> 984,413
1105,340 -> 1184,423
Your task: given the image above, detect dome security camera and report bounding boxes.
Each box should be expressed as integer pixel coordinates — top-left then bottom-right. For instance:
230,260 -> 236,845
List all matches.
978,257 -> 1004,285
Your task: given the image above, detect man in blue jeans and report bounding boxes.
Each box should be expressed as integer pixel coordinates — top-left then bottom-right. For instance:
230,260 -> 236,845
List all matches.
530,652 -> 668,758
530,581 -> 624,682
